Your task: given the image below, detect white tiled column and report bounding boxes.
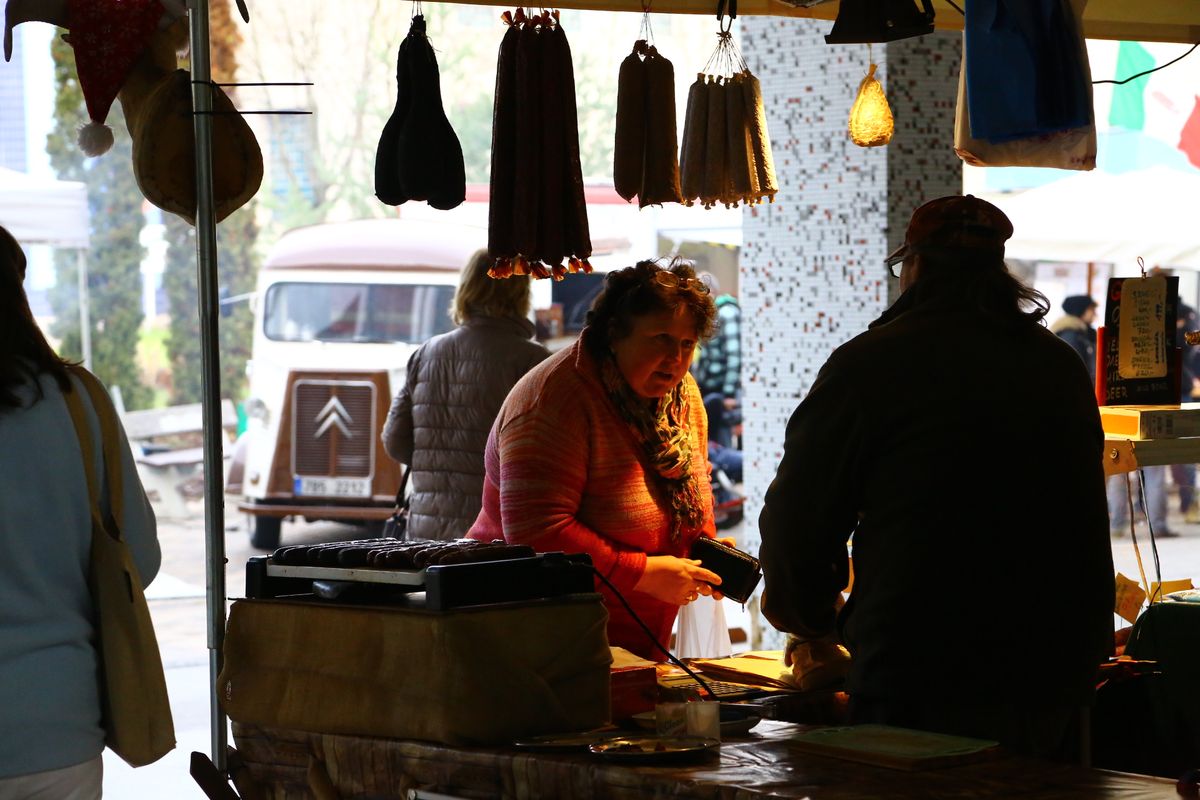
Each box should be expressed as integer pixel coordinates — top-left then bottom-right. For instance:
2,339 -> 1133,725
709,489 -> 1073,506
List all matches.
737,21 -> 963,647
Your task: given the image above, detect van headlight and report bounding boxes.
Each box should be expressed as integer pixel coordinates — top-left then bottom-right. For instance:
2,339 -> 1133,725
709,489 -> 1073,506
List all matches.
245,397 -> 270,426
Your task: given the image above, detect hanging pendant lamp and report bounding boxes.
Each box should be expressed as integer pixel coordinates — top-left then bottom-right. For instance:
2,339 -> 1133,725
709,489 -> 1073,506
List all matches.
849,62 -> 894,146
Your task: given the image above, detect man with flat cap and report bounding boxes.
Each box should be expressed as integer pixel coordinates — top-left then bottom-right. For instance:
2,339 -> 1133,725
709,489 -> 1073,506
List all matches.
759,195 -> 1114,760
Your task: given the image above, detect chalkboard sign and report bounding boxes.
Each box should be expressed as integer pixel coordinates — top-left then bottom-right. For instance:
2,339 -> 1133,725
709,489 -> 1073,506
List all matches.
1098,276 -> 1180,406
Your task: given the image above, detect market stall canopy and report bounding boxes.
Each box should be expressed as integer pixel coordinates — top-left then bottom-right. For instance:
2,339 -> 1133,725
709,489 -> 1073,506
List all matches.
0,167 -> 90,248
985,166 -> 1200,269
432,0 -> 1200,44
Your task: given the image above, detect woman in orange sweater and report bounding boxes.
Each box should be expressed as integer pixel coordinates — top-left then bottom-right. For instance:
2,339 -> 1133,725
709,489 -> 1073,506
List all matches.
470,260 -> 729,660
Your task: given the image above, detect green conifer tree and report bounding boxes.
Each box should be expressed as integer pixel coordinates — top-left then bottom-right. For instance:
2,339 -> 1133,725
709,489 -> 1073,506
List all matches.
46,34 -> 152,409
163,0 -> 259,404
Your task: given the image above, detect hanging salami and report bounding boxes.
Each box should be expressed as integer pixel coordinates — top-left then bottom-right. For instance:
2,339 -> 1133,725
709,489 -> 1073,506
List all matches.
487,9 -> 592,281
679,25 -> 777,208
612,39 -> 684,208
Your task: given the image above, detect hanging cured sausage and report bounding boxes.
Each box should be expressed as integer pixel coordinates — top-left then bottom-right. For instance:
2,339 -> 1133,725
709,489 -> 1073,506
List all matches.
488,9 -> 592,281
613,40 -> 684,208
679,28 -> 777,208
374,15 -> 466,210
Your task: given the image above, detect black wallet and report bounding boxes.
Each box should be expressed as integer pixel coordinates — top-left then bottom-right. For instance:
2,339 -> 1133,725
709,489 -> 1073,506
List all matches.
688,537 -> 762,604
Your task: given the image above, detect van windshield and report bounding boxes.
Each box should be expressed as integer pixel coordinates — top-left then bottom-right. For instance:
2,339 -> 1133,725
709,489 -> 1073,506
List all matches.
264,282 -> 456,344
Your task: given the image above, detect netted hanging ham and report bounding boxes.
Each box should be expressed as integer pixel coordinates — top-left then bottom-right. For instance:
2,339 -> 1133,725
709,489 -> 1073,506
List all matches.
679,29 -> 777,208
374,15 -> 466,210
488,9 -> 592,281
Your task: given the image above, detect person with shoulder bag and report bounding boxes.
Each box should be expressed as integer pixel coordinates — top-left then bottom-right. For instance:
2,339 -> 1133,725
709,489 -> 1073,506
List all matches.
380,467 -> 410,540
0,225 -> 170,799
382,249 -> 549,540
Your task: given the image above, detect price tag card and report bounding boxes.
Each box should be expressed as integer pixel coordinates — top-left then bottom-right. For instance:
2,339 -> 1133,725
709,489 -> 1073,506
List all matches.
1149,578 -> 1195,602
1118,276 -> 1169,379
1115,572 -> 1148,624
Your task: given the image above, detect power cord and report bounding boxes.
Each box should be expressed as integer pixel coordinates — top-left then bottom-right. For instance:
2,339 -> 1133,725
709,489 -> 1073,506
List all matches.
1094,43 -> 1199,86
1136,469 -> 1165,602
591,567 -> 719,700
1123,472 -> 1152,604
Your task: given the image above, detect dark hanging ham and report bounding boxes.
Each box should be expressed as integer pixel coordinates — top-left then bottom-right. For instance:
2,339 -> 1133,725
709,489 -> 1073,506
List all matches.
374,15 -> 465,210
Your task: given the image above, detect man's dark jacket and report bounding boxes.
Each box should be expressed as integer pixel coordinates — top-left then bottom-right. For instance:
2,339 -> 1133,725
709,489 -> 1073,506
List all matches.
759,288 -> 1114,706
1050,314 -> 1097,386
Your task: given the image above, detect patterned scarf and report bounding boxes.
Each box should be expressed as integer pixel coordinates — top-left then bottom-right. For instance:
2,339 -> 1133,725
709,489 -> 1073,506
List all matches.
600,357 -> 706,542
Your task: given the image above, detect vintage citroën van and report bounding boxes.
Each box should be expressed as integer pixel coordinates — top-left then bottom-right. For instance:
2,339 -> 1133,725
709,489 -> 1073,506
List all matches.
229,218 -> 485,548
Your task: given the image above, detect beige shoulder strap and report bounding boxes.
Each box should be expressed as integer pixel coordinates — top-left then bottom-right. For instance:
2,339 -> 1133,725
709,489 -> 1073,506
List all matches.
68,366 -> 127,534
62,369 -> 101,515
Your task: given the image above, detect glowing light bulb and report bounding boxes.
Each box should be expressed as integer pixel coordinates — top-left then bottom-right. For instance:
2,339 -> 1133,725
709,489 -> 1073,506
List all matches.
849,63 -> 894,147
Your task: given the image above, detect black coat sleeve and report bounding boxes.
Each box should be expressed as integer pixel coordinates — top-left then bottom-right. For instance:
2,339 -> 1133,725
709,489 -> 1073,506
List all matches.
758,350 -> 866,639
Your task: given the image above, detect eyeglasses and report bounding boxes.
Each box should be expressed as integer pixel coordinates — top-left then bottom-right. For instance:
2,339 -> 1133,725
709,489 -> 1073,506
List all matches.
885,248 -> 909,279
653,271 -> 710,294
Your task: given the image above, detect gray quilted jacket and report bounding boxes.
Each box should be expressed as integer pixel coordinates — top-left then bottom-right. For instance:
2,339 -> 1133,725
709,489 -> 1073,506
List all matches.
381,315 -> 548,540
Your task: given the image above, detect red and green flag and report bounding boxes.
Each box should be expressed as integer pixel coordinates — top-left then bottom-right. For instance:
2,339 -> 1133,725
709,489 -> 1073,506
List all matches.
1108,41 -> 1156,131
1178,97 -> 1200,168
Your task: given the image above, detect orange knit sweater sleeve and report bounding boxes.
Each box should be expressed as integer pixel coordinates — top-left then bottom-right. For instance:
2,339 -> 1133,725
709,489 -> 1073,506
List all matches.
494,406 -> 649,593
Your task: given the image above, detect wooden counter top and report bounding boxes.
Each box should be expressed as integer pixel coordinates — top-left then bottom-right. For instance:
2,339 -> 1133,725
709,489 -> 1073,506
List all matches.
231,719 -> 1180,799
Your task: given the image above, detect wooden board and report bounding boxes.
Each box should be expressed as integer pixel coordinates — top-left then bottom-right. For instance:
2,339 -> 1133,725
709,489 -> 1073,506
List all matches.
784,724 -> 1001,771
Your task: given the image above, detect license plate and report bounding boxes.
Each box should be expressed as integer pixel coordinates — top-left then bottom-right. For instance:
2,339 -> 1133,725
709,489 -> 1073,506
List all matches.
294,476 -> 371,498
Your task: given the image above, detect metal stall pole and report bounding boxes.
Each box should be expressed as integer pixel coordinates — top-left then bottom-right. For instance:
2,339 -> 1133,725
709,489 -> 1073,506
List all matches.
187,0 -> 229,770
76,250 -> 91,371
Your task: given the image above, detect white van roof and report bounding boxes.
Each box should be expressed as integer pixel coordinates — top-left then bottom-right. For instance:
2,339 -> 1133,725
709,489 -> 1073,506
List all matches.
264,218 -> 487,271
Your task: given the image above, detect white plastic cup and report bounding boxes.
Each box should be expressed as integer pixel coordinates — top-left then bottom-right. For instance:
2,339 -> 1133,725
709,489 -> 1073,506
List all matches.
655,702 -> 688,737
686,701 -> 720,741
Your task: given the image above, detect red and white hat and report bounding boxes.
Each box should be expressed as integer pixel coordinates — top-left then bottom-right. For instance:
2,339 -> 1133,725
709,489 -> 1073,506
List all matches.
67,0 -> 165,156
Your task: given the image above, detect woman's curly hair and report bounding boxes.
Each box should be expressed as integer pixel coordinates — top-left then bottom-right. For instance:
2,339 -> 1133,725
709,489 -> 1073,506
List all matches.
582,257 -> 717,357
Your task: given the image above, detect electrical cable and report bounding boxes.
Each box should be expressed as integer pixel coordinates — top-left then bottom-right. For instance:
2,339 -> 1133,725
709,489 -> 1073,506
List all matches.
1136,470 -> 1164,602
1094,43 -> 1200,86
1124,472 -> 1152,601
591,567 -> 719,700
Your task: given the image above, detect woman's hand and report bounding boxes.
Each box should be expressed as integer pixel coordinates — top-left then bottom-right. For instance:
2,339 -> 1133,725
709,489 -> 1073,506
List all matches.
634,556 -> 723,606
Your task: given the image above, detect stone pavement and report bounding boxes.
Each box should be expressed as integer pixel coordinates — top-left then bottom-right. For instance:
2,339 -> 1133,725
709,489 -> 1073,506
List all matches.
102,499 -> 1200,797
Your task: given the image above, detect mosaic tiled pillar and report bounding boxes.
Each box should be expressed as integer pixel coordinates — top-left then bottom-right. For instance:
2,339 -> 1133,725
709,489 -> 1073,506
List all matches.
737,22 -> 963,647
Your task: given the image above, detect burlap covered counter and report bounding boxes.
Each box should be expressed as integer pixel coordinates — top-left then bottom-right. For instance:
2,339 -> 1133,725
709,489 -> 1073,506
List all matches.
218,595 -> 611,746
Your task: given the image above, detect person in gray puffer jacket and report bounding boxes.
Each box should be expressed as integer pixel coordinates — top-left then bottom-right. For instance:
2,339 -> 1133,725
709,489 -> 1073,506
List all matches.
382,250 -> 548,540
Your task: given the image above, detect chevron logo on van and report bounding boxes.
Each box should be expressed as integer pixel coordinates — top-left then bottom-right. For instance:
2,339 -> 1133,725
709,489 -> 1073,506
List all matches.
314,397 -> 354,439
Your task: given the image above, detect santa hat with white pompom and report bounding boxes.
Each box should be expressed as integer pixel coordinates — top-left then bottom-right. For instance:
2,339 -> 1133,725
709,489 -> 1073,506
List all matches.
67,0 -> 165,156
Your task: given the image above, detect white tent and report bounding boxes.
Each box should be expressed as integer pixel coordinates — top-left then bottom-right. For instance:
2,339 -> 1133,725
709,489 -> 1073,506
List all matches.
0,166 -> 93,367
984,166 -> 1200,269
0,166 -> 89,247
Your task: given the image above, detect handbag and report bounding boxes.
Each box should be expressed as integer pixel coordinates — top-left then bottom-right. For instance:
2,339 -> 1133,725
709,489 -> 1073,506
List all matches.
381,466 -> 411,540
63,366 -> 176,767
